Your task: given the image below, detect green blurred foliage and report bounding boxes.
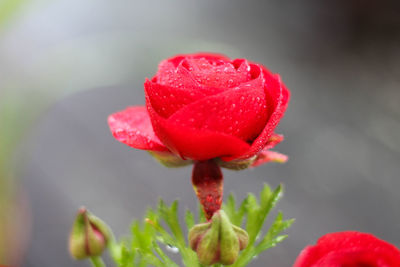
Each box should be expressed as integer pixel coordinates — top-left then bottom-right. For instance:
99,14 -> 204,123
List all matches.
0,0 -> 32,262
111,184 -> 293,267
0,0 -> 28,30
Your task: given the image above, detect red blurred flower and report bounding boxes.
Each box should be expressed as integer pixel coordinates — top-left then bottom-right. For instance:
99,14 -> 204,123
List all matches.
293,231 -> 400,267
108,53 -> 290,168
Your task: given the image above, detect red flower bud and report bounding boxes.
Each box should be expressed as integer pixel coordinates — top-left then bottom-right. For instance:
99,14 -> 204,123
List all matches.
189,210 -> 248,266
69,207 -> 111,260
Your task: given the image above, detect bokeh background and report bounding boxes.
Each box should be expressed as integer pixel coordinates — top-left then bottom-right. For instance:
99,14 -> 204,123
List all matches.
1,0 -> 400,266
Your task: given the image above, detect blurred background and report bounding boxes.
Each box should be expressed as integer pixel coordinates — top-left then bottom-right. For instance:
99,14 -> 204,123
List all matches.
1,0 -> 400,266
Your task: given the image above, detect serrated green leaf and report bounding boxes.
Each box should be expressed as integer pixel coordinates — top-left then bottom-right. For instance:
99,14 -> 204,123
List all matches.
185,210 -> 195,231
254,235 -> 288,254
245,193 -> 259,211
260,184 -> 272,207
158,200 -> 186,246
152,241 -> 179,267
223,194 -> 247,227
117,243 -> 135,267
246,184 -> 283,246
198,204 -> 206,223
141,253 -> 165,267
112,184 -> 292,267
223,194 -> 236,217
264,184 -> 283,212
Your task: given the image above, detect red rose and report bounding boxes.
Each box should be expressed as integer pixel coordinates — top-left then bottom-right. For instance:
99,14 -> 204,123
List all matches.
108,53 -> 290,167
293,231 -> 400,267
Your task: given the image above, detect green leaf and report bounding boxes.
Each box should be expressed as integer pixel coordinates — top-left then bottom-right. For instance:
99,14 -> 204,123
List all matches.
116,242 -> 135,267
222,194 -> 246,227
198,204 -> 206,223
246,184 -> 283,246
158,200 -> 186,246
232,184 -> 293,267
185,210 -> 195,231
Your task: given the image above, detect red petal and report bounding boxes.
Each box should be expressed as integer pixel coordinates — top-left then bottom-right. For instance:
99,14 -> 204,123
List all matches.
108,106 -> 169,152
190,52 -> 230,62
183,58 -> 251,88
145,93 -> 251,160
226,70 -> 290,160
155,60 -> 200,89
167,83 -> 268,142
251,150 -> 288,167
144,79 -> 224,118
293,232 -> 400,267
158,53 -> 230,69
264,133 -> 284,150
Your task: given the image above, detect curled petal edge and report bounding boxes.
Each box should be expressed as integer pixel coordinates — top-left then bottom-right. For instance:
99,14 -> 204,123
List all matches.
108,106 -> 169,152
223,72 -> 290,161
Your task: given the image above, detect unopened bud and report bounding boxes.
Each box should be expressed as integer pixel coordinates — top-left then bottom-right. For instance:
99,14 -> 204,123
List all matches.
189,210 -> 248,265
69,207 -> 111,259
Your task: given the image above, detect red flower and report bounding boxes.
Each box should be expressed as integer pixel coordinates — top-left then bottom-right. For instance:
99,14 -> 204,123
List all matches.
293,231 -> 400,267
108,53 -> 290,168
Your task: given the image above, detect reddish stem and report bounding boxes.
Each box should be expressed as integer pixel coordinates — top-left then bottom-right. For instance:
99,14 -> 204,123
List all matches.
192,160 -> 223,220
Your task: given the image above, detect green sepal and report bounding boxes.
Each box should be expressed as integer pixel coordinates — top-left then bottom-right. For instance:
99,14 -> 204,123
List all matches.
149,151 -> 192,168
216,156 -> 256,171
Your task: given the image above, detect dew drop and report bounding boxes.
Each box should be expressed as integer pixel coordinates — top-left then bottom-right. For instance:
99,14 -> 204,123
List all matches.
166,244 -> 179,254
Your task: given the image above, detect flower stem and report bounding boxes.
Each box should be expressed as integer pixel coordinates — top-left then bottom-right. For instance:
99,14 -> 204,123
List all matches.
90,256 -> 106,267
192,160 -> 223,220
